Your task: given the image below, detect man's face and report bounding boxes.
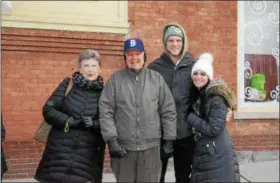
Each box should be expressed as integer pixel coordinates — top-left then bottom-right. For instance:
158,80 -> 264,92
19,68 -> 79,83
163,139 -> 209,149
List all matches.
166,36 -> 183,56
125,50 -> 145,71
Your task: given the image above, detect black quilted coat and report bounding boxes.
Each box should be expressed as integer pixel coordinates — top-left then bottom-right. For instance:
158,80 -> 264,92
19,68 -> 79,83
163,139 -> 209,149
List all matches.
35,72 -> 105,183
187,79 -> 240,183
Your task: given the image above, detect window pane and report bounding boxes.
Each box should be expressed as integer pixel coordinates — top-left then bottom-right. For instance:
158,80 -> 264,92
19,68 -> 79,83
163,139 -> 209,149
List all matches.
243,1 -> 279,103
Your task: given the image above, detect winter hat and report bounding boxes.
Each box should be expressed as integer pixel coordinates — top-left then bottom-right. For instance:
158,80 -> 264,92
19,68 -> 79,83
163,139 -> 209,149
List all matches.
124,38 -> 145,52
191,52 -> 214,80
163,25 -> 184,44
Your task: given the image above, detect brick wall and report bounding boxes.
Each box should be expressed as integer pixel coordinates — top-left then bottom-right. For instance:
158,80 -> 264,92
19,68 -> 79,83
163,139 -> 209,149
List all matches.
1,1 -> 279,179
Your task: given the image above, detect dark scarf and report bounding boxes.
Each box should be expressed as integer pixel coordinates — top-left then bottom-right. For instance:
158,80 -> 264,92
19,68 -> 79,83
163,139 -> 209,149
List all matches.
72,71 -> 104,91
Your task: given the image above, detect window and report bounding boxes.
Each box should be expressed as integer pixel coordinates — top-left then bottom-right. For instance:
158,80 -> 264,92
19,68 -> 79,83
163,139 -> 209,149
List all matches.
237,1 -> 279,118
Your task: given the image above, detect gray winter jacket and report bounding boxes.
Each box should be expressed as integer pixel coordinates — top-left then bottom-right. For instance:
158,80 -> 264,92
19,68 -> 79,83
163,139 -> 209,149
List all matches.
99,68 -> 177,151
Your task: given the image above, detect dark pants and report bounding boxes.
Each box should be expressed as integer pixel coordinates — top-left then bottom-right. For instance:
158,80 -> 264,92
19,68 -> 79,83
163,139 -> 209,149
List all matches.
160,136 -> 195,183
111,147 -> 161,182
95,133 -> 106,183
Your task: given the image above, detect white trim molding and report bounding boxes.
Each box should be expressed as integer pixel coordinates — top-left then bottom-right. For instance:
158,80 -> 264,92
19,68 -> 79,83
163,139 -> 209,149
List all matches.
234,111 -> 279,119
1,1 -> 129,34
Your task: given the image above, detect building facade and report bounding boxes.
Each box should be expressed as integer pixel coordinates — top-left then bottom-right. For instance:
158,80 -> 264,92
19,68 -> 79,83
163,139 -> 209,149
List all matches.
1,1 -> 279,179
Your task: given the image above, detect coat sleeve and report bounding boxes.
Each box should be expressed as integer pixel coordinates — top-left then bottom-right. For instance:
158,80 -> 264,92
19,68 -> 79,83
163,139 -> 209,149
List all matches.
99,75 -> 118,142
187,96 -> 227,137
1,114 -> 5,142
158,74 -> 177,140
42,78 -> 70,127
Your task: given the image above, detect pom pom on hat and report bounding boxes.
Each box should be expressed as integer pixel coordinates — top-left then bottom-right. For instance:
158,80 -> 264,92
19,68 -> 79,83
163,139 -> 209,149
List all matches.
199,52 -> 214,64
191,52 -> 214,80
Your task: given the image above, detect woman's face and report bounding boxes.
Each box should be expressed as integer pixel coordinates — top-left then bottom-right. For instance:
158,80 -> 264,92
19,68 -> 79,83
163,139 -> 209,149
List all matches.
192,71 -> 209,89
79,58 -> 100,80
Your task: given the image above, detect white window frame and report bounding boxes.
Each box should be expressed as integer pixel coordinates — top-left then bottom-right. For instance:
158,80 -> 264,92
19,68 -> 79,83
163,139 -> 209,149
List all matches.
236,1 -> 279,119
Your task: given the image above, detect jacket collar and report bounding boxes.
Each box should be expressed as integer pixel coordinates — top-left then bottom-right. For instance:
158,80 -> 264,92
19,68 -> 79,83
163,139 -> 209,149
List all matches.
125,67 -> 145,77
160,52 -> 194,69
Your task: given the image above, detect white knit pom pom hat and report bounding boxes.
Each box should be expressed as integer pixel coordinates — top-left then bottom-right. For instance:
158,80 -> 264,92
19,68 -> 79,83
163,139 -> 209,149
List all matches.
191,52 -> 214,80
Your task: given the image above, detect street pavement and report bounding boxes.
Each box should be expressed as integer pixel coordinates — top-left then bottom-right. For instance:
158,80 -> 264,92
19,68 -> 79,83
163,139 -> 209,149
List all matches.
2,160 -> 279,182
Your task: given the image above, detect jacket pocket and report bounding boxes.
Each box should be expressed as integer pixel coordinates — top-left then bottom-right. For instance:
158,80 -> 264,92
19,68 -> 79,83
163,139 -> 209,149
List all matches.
180,72 -> 191,94
144,121 -> 161,139
207,144 -> 216,155
197,141 -> 217,156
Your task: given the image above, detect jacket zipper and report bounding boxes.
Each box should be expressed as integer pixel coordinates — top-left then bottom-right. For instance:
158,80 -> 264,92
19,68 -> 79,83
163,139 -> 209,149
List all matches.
172,66 -> 176,94
135,75 -> 139,150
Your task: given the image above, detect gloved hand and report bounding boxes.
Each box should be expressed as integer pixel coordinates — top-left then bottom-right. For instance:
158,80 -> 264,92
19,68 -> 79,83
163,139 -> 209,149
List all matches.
82,116 -> 100,128
161,140 -> 174,160
108,138 -> 126,158
67,117 -> 82,127
186,106 -> 194,115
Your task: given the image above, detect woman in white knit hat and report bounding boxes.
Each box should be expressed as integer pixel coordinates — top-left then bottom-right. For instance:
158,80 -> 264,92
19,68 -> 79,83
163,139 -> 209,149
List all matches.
187,53 -> 240,182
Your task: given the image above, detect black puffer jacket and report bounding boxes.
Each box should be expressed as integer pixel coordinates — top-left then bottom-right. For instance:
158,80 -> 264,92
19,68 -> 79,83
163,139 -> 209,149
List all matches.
187,79 -> 240,182
1,114 -> 8,178
35,72 -> 105,183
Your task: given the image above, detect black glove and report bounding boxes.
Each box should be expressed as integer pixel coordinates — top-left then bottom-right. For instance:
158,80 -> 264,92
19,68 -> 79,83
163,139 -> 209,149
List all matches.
108,138 -> 126,158
82,116 -> 100,128
161,140 -> 174,160
187,106 -> 194,115
67,117 -> 82,127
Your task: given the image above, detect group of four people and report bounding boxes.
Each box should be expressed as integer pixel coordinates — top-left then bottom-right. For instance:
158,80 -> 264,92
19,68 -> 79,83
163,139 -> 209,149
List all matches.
32,23 -> 239,183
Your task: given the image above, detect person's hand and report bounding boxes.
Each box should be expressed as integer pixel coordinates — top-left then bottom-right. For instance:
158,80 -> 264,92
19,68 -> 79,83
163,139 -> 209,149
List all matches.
161,140 -> 174,160
67,117 -> 82,127
226,108 -> 233,122
108,138 -> 126,158
82,116 -> 94,128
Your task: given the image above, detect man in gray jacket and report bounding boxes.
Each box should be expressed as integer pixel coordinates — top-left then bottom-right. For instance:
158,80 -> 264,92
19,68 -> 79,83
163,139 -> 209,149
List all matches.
99,38 -> 177,182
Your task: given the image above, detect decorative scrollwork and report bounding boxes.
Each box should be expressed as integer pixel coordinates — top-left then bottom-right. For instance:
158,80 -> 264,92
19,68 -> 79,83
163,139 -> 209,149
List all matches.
245,87 -> 257,99
243,1 -> 279,103
269,2 -> 279,24
272,48 -> 279,61
245,22 -> 265,46
244,61 -> 253,79
270,86 -> 279,102
247,1 -> 267,15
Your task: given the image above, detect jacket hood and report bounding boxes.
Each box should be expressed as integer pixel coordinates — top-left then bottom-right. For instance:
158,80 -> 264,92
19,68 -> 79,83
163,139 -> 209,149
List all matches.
162,23 -> 188,61
205,78 -> 237,110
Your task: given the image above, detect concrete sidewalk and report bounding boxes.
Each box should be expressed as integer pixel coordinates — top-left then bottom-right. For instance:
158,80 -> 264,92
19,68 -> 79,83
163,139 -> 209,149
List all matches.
239,160 -> 279,182
2,160 -> 279,182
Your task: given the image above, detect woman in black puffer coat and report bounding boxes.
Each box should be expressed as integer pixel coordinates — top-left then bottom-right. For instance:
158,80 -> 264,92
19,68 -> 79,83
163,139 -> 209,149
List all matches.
187,53 -> 240,183
35,49 -> 105,183
1,114 -> 8,179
